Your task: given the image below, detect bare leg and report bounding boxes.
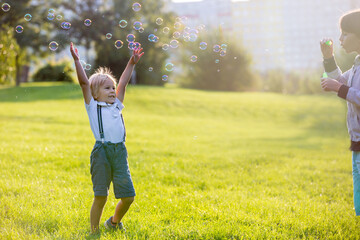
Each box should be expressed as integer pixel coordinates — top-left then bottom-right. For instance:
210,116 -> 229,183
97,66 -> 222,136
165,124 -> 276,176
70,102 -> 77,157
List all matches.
111,197 -> 135,224
90,196 -> 107,233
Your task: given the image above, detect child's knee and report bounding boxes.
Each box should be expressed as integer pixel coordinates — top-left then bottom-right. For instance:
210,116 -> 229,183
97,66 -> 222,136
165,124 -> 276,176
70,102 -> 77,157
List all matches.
94,196 -> 107,206
121,196 -> 135,206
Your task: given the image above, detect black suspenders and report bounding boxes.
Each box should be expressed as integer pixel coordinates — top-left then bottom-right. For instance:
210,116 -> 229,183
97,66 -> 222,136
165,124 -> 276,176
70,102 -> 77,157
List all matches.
97,104 -> 126,143
97,105 -> 105,143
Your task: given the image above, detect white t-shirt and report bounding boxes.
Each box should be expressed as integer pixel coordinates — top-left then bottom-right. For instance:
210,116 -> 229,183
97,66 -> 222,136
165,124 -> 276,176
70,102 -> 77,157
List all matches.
85,97 -> 126,143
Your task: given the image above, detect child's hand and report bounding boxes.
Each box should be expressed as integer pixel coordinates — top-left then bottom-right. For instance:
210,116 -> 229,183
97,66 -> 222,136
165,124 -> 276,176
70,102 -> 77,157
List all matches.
70,42 -> 80,61
130,48 -> 144,65
321,78 -> 341,92
320,38 -> 334,59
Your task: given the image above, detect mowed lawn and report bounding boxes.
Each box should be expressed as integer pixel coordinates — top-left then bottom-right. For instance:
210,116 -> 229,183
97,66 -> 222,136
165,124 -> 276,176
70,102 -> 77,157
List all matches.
0,82 -> 359,239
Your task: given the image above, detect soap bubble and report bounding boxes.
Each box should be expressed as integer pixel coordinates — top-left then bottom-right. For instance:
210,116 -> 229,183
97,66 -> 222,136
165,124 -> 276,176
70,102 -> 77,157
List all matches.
213,45 -> 221,52
156,18 -> 163,25
163,27 -> 170,34
24,14 -> 32,21
1,3 -> 10,12
148,67 -> 153,72
162,44 -> 169,51
84,19 -> 92,26
48,8 -> 55,14
132,2 -> 141,12
162,75 -> 168,81
134,42 -> 141,49
119,20 -> 127,28
133,21 -> 142,31
165,63 -> 174,72
56,15 -> 62,21
173,32 -> 181,39
220,50 -> 226,57
148,34 -> 156,42
190,55 -> 198,62
126,34 -> 135,42
199,42 -> 207,50
61,22 -> 71,30
170,40 -> 179,48
15,25 -> 23,33
47,13 -> 55,21
49,41 -> 59,51
85,64 -> 91,71
106,33 -> 112,39
215,59 -> 220,63
153,36 -> 159,42
221,44 -> 227,51
174,22 -> 181,29
128,42 -> 136,50
189,33 -> 197,42
114,40 -> 123,49
138,27 -> 144,33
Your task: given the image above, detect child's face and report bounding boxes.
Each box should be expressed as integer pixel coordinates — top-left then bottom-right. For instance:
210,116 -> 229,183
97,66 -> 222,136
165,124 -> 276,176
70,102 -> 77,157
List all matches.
339,30 -> 360,54
96,78 -> 116,104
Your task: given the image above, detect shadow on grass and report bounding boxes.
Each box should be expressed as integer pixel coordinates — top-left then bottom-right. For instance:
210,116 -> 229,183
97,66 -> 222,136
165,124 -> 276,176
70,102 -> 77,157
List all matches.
0,83 -> 83,102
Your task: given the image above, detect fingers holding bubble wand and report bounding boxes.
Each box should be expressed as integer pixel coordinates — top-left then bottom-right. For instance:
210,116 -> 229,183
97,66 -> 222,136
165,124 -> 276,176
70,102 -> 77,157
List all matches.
320,38 -> 333,59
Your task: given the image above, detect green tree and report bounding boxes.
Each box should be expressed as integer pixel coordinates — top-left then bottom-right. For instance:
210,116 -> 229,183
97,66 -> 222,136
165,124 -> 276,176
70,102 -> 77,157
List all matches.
0,25 -> 22,85
0,0 -> 62,85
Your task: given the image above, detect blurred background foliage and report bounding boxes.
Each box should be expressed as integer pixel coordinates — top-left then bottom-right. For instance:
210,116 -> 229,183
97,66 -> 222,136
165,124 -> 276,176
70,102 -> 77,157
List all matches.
0,0 -> 354,94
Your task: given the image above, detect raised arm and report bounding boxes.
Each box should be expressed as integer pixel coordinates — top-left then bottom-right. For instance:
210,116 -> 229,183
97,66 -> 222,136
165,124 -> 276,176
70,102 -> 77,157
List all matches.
70,42 -> 92,104
116,48 -> 144,103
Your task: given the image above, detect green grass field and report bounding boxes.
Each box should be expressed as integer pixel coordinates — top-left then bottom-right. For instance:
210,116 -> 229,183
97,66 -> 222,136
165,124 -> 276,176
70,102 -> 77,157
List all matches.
0,82 -> 359,239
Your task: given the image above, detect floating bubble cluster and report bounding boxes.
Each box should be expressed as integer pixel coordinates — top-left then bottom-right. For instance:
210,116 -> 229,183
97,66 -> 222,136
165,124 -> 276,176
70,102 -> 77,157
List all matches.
1,1 -> 231,82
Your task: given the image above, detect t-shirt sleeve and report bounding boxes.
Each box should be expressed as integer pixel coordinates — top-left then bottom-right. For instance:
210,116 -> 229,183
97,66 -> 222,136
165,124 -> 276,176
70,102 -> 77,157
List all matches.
85,97 -> 96,110
115,98 -> 125,111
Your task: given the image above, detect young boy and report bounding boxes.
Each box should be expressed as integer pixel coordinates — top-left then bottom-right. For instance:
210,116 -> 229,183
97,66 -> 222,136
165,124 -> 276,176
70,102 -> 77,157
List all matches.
70,42 -> 144,232
320,9 -> 360,215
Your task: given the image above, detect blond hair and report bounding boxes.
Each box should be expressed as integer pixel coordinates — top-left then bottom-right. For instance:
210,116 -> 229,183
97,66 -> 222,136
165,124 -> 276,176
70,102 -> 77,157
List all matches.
88,67 -> 117,99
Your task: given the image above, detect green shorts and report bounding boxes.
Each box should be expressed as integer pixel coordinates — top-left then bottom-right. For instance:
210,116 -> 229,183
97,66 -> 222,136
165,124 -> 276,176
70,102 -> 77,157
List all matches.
90,141 -> 136,198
